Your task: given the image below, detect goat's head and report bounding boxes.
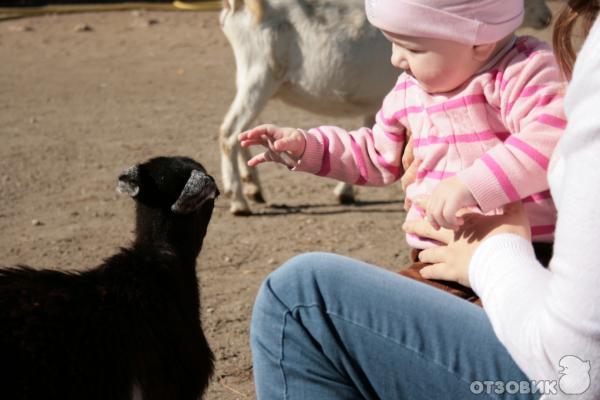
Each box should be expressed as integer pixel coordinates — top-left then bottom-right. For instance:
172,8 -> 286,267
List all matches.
117,156 -> 219,258
117,156 -> 219,215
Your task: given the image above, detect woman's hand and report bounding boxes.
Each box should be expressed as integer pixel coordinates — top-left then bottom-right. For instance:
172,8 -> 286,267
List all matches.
402,200 -> 531,287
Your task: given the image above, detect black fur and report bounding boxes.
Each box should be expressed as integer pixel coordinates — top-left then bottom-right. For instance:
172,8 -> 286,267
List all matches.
0,156 -> 217,400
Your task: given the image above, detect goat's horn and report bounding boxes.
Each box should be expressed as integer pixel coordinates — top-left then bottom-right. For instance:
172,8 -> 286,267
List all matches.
116,165 -> 140,197
171,170 -> 218,214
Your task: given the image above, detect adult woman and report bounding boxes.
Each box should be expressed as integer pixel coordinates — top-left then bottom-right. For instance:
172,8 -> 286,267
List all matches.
249,1 -> 600,398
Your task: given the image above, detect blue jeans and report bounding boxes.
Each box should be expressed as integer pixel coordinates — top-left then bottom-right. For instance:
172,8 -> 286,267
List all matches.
250,252 -> 539,400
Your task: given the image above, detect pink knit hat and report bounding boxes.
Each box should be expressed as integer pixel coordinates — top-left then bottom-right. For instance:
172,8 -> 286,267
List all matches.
365,0 -> 524,45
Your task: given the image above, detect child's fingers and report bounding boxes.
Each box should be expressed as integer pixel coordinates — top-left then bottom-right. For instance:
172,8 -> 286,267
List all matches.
428,216 -> 441,231
239,124 -> 278,141
413,195 -> 430,210
426,199 -> 444,231
247,152 -> 268,167
239,137 -> 266,148
273,136 -> 302,154
402,218 -> 452,243
440,204 -> 463,230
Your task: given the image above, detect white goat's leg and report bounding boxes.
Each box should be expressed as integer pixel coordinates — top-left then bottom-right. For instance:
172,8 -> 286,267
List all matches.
219,70 -> 278,215
333,114 -> 376,204
238,146 -> 265,203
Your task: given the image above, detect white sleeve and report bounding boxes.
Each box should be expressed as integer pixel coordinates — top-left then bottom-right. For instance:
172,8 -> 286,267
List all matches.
468,19 -> 600,398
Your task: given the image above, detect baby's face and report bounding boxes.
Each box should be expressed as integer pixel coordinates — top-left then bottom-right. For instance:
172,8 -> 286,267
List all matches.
382,31 -> 484,93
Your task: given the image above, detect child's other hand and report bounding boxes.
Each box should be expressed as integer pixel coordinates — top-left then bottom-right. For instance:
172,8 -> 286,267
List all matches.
426,176 -> 478,230
239,124 -> 306,168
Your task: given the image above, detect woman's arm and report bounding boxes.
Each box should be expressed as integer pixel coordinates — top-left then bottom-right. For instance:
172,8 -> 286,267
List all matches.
471,21 -> 600,385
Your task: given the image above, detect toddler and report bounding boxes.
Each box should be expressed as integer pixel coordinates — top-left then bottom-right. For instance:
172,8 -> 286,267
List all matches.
239,0 -> 566,298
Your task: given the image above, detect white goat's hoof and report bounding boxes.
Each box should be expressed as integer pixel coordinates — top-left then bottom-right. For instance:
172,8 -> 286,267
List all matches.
336,193 -> 356,205
230,202 -> 252,216
333,183 -> 355,204
246,190 -> 266,204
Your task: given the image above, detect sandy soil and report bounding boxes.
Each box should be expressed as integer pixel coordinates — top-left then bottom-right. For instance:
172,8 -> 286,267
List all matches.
0,5 -> 557,399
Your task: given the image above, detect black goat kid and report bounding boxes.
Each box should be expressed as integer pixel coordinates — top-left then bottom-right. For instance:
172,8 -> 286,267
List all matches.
0,156 -> 218,400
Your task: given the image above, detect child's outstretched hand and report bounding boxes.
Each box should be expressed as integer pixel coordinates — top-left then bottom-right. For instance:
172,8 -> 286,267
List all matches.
239,124 -> 306,168
426,176 -> 478,230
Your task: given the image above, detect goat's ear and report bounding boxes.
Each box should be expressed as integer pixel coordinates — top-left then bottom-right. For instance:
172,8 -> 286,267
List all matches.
116,165 -> 140,197
171,170 -> 218,214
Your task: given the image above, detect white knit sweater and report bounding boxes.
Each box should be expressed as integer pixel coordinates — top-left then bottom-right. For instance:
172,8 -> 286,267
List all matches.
469,19 -> 600,400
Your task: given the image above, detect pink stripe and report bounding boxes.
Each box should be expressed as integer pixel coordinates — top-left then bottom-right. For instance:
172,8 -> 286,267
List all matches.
523,190 -> 551,203
520,84 -> 546,97
367,130 -> 402,178
501,77 -> 513,91
413,130 -> 505,147
393,105 -> 423,120
531,225 -> 555,236
382,129 -> 404,143
536,94 -> 559,107
376,152 -> 402,178
349,134 -> 368,184
392,94 -> 487,120
416,170 -> 456,180
377,110 -> 397,127
316,128 -> 331,177
506,136 -> 549,169
536,114 -> 567,130
507,91 -> 559,114
426,94 -> 486,114
481,154 -> 520,201
394,80 -> 416,91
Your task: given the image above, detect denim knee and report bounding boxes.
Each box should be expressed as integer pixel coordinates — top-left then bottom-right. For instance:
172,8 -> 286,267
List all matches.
252,252 -> 340,319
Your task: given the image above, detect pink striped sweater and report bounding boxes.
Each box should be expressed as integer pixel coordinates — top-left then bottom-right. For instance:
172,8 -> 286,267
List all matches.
294,36 -> 567,249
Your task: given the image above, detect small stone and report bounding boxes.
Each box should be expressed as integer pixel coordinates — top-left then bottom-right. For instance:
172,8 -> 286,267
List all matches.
206,307 -> 214,314
9,25 -> 33,32
268,258 -> 277,265
74,24 -> 93,32
132,18 -> 159,28
31,219 -> 43,226
223,256 -> 232,263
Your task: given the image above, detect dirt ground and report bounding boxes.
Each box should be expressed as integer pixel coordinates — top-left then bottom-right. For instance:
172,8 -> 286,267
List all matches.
0,5 -> 557,399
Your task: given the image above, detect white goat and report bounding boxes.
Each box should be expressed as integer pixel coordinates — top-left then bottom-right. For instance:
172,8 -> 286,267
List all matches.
218,0 -> 552,215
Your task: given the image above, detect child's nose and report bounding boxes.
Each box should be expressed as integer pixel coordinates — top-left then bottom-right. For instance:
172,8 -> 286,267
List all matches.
391,46 -> 409,70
